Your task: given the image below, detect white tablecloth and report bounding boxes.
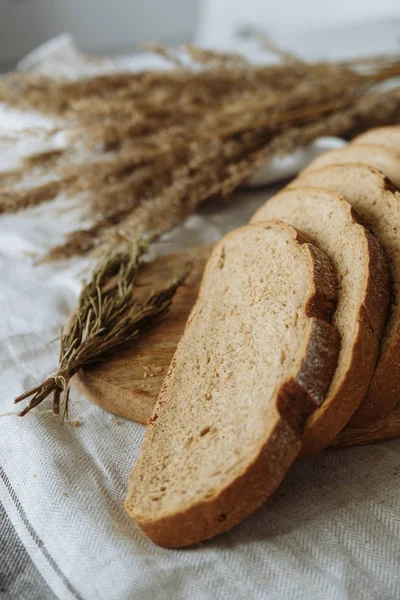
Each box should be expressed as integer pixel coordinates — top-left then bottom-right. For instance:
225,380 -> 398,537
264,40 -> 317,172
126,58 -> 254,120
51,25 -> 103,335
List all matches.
1,37 -> 400,600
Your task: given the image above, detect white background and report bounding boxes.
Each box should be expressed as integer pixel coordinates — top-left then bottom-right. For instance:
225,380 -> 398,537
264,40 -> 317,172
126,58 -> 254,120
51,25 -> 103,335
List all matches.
196,0 -> 400,47
2,0 -> 400,70
0,0 -> 199,70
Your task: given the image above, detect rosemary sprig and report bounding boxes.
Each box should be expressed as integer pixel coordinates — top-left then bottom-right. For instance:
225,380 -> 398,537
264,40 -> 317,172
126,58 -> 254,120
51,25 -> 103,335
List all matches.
14,238 -> 190,419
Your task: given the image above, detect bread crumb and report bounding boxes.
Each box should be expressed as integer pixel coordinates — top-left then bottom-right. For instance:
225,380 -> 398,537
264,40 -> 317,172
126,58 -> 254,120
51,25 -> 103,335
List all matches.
112,418 -> 122,426
143,365 -> 164,379
62,492 -> 69,497
32,474 -> 37,478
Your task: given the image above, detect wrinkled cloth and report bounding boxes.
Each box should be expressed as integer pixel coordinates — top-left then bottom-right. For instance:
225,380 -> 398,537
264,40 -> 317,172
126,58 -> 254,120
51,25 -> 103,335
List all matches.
1,37 -> 400,600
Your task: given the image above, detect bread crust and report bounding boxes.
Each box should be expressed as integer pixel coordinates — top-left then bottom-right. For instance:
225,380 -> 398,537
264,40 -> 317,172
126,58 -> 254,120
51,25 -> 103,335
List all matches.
125,222 -> 339,547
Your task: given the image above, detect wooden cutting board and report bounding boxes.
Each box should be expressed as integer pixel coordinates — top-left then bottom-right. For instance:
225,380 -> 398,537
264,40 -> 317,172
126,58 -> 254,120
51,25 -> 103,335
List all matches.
72,244 -> 400,449
72,245 -> 211,424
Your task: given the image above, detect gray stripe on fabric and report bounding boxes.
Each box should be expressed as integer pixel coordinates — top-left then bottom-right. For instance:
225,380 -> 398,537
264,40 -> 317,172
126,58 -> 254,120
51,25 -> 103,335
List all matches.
0,501 -> 57,600
0,466 -> 83,600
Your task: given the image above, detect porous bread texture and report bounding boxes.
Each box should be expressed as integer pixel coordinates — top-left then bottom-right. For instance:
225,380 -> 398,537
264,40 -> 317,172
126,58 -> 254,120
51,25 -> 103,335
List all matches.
294,163 -> 400,426
301,144 -> 400,188
251,187 -> 389,455
125,221 -> 339,547
352,126 -> 400,152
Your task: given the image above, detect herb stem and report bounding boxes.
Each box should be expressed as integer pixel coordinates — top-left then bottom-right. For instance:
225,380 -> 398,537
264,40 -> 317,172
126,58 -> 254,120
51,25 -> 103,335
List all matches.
14,239 -> 190,419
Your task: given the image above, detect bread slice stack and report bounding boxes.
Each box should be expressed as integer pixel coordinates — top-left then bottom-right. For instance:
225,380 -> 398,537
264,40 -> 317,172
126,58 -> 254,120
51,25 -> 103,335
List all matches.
251,187 -> 388,456
295,126 -> 400,426
126,125 -> 400,547
295,164 -> 400,427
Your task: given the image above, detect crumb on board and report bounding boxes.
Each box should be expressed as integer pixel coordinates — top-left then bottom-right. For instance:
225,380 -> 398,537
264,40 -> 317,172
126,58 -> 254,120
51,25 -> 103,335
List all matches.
112,418 -> 122,426
32,474 -> 37,478
62,492 -> 69,497
143,365 -> 164,378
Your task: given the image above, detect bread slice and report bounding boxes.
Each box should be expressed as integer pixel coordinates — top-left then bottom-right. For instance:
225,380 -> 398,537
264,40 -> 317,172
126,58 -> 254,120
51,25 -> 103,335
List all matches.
301,144 -> 400,187
293,163 -> 400,427
251,188 -> 389,455
352,126 -> 400,152
125,221 -> 339,547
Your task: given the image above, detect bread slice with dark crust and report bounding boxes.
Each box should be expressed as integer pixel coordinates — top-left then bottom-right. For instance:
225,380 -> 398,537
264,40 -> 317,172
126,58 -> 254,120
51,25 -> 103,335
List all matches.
301,144 -> 400,187
125,221 -> 339,547
352,126 -> 400,152
293,163 -> 400,427
251,188 -> 389,455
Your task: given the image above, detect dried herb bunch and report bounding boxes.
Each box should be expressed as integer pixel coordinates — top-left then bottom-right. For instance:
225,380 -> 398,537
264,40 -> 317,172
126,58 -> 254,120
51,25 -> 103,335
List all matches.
1,44 -> 400,261
14,238 -> 190,418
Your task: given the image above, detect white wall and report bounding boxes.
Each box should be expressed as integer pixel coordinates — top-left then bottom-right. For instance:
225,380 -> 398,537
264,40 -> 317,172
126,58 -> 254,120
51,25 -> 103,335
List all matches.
2,0 -> 400,70
0,0 -> 199,69
197,0 -> 400,48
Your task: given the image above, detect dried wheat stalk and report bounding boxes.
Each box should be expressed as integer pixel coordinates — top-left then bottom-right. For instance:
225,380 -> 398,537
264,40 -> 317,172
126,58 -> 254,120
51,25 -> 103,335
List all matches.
1,44 -> 400,260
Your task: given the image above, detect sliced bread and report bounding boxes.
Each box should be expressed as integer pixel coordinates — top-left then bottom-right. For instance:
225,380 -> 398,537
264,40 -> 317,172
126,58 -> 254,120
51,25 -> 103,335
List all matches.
125,221 -> 339,547
251,188 -> 389,455
352,126 -> 400,152
301,144 -> 400,187
293,163 -> 400,426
